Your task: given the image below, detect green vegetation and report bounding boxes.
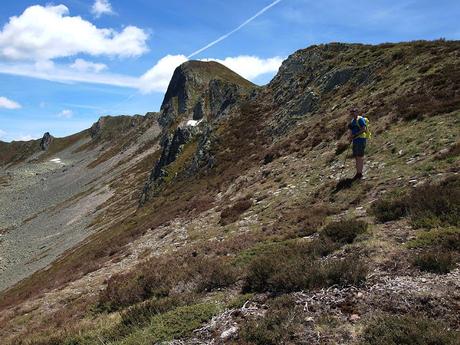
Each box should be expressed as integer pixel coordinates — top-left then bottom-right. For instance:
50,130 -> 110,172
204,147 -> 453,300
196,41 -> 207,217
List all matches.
115,302 -> 220,345
322,219 -> 368,244
98,255 -> 237,311
407,227 -> 460,250
413,251 -> 456,274
240,295 -> 299,345
242,232 -> 367,293
360,314 -> 459,345
219,197 -> 253,225
371,176 -> 460,228
407,228 -> 459,274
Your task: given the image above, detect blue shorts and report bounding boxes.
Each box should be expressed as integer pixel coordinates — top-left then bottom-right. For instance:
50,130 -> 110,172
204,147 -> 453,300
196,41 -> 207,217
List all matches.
352,139 -> 366,157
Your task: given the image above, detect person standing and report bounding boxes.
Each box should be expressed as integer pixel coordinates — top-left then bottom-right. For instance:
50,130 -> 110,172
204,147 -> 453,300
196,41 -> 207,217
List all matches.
348,108 -> 368,180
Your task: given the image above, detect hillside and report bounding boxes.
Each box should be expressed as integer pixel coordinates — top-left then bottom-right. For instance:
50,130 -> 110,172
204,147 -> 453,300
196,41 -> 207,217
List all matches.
0,40 -> 459,344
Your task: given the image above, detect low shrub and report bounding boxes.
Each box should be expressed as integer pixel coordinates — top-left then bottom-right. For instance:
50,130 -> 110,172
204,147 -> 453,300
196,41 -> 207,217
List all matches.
371,176 -> 460,228
120,302 -> 221,344
121,295 -> 193,327
242,241 -> 366,293
220,198 -> 253,225
407,227 -> 460,251
360,314 -> 459,345
408,177 -> 460,228
240,295 -> 299,345
194,257 -> 239,292
98,255 -> 238,311
371,198 -> 408,222
413,251 -> 456,274
321,219 -> 368,244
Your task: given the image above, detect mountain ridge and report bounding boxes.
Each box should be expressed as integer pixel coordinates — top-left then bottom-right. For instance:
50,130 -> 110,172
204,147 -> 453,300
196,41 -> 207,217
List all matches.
0,40 -> 459,344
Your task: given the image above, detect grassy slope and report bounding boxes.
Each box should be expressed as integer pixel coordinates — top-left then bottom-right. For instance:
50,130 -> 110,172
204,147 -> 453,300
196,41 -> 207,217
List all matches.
0,40 -> 459,344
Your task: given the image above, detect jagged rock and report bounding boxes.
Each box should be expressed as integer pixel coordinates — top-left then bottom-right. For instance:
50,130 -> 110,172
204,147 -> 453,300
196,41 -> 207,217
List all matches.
159,60 -> 255,128
39,132 -> 53,151
90,115 -> 144,140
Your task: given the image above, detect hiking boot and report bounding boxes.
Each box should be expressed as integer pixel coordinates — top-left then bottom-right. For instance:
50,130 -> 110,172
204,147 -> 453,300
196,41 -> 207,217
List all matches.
352,173 -> 363,180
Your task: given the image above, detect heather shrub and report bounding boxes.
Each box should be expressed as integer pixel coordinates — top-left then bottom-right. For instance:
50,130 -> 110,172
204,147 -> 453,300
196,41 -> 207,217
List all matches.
371,176 -> 460,228
98,255 -> 238,311
371,198 -> 408,222
220,198 -> 253,225
360,314 -> 459,345
242,240 -> 366,293
240,295 -> 299,345
413,251 -> 456,274
321,219 -> 368,244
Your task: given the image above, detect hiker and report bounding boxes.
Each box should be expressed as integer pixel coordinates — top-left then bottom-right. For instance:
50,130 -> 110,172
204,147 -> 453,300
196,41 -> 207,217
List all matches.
348,108 -> 368,180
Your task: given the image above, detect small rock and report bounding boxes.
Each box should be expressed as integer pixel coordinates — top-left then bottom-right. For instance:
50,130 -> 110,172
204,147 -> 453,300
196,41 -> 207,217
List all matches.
350,314 -> 360,322
357,292 -> 363,298
220,326 -> 238,340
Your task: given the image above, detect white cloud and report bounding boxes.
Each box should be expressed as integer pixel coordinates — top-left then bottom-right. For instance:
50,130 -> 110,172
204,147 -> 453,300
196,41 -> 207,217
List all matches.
139,54 -> 188,93
0,55 -> 283,94
0,5 -> 148,61
70,58 -> 107,73
91,0 -> 115,18
58,109 -> 73,118
0,96 -> 21,109
0,129 -> 6,139
139,55 -> 283,93
201,56 -> 283,80
0,61 -> 140,88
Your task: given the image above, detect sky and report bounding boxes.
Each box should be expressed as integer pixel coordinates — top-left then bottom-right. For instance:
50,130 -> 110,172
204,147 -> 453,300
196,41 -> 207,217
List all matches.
0,0 -> 459,141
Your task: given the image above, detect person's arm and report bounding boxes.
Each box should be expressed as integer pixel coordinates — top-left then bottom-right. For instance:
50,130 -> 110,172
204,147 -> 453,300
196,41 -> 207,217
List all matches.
353,126 -> 367,139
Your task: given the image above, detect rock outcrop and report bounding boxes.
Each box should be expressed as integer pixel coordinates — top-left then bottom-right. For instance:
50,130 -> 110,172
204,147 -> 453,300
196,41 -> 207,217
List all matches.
141,60 -> 256,202
159,60 -> 256,127
39,132 -> 53,151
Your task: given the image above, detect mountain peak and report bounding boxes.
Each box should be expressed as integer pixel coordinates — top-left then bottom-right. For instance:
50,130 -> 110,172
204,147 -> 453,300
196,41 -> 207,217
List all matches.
159,60 -> 256,128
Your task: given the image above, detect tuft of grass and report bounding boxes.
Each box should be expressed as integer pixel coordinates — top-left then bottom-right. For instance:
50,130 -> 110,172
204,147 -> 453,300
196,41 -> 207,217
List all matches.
407,227 -> 460,250
121,295 -> 193,328
98,255 -> 237,311
242,240 -> 366,293
272,204 -> 335,238
371,176 -> 460,228
240,295 -> 299,345
321,219 -> 368,244
118,302 -> 221,345
371,198 -> 408,222
413,251 -> 456,274
359,314 -> 459,345
219,198 -> 253,225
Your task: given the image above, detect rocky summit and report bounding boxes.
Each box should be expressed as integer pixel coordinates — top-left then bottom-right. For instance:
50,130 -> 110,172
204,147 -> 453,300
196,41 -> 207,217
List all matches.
0,40 -> 459,345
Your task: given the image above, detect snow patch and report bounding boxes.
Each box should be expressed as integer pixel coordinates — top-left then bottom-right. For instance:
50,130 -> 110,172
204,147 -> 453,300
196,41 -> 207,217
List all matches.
186,119 -> 203,127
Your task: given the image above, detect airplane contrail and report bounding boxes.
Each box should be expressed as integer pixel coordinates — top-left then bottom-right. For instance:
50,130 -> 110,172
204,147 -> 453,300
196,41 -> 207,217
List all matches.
187,0 -> 284,58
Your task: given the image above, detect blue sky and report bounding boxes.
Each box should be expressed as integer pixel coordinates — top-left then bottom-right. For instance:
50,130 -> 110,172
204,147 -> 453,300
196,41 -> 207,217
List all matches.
0,0 -> 459,141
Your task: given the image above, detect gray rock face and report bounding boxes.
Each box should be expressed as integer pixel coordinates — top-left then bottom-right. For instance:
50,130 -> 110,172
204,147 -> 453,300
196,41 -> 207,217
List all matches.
39,132 -> 53,151
141,61 -> 256,203
159,60 -> 255,128
267,43 -> 376,136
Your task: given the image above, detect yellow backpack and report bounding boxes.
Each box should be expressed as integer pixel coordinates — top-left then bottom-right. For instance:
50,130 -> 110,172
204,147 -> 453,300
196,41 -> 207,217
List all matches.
357,116 -> 372,139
